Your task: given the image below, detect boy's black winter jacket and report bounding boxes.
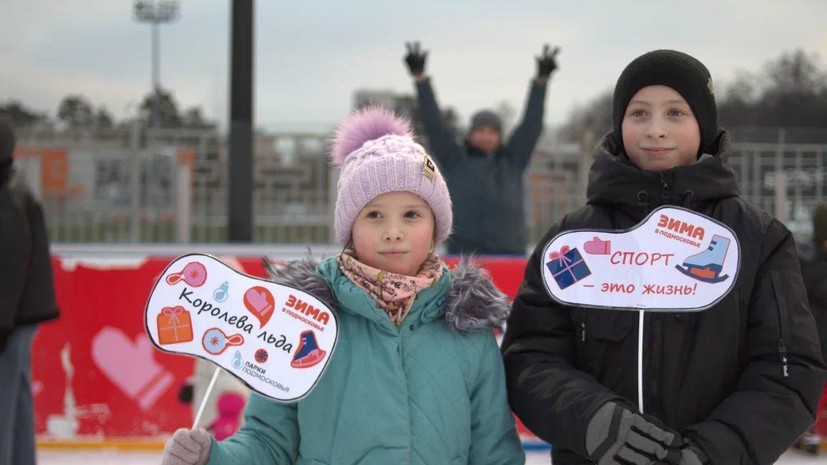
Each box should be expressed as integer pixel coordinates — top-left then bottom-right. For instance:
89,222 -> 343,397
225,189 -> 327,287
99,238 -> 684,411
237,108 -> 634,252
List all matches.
502,131 -> 827,465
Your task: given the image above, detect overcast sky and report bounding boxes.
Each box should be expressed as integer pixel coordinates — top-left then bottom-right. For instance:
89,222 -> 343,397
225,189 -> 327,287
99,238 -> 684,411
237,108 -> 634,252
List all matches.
2,0 -> 826,133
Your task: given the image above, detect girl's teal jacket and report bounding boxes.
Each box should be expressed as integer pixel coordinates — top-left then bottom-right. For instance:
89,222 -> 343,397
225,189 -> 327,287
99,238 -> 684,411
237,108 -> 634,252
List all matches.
206,257 -> 524,465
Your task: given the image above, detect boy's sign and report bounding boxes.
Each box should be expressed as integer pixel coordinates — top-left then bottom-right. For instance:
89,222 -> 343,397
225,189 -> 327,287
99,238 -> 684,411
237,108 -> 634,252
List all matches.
541,206 -> 740,311
145,254 -> 338,402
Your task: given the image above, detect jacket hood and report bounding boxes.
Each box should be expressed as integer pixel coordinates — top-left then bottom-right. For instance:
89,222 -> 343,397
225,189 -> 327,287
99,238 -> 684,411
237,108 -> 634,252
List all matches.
587,129 -> 739,211
263,256 -> 509,332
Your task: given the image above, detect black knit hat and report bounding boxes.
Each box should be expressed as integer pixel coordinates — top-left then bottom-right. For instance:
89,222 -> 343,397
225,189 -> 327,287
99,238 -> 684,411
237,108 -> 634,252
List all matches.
469,110 -> 502,134
613,49 -> 718,155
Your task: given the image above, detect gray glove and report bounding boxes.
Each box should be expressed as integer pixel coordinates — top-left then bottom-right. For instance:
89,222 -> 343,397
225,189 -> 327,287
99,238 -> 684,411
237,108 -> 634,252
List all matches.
585,401 -> 682,465
676,440 -> 709,465
161,428 -> 212,465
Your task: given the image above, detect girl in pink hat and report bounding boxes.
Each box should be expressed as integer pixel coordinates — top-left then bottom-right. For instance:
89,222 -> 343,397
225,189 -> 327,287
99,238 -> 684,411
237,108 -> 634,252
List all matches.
160,107 -> 524,465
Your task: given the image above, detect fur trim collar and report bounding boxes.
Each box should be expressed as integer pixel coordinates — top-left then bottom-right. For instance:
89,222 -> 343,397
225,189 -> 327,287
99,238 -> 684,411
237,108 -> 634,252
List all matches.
262,256 -> 509,332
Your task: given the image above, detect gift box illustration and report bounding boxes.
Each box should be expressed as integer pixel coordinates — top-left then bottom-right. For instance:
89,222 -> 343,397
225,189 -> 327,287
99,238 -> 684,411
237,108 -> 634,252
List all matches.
546,246 -> 592,289
156,306 -> 194,345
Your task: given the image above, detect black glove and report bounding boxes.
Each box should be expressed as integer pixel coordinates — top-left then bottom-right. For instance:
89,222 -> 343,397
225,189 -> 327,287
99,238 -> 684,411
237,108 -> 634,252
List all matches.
585,401 -> 683,465
404,41 -> 427,76
536,44 -> 560,78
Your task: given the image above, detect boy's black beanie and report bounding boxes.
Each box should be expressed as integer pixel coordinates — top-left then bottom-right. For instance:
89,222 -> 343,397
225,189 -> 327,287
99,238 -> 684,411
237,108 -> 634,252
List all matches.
612,49 -> 718,155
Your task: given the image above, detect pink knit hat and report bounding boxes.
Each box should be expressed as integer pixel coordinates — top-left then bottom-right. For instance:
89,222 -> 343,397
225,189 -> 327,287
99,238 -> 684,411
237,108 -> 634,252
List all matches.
330,107 -> 452,245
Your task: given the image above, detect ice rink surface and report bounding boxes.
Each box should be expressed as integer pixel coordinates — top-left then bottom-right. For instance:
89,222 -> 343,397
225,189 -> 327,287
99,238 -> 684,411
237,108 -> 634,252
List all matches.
35,447 -> 827,464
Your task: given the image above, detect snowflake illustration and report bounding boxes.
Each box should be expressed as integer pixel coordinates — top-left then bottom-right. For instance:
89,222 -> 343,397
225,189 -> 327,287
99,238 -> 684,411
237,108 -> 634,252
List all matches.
210,335 -> 220,347
255,349 -> 268,363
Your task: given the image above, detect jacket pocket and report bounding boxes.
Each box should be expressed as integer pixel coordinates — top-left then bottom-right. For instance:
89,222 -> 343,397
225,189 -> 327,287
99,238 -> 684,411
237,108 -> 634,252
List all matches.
573,308 -> 637,376
577,308 -> 637,342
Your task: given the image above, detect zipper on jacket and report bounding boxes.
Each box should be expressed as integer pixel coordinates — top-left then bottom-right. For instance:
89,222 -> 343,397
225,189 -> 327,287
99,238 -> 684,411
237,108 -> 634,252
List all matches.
659,173 -> 671,203
779,340 -> 789,377
770,274 -> 790,377
581,320 -> 586,342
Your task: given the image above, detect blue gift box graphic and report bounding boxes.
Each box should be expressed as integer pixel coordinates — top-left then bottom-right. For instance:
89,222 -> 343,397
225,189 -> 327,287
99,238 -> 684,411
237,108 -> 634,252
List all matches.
546,246 -> 591,289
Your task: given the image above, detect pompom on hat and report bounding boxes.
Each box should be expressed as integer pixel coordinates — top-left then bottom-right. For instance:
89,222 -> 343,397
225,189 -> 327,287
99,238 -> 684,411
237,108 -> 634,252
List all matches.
330,107 -> 452,245
612,49 -> 719,155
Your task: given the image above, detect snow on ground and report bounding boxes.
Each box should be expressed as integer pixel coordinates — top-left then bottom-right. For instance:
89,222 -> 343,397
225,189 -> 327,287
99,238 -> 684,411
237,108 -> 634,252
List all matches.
35,447 -> 827,464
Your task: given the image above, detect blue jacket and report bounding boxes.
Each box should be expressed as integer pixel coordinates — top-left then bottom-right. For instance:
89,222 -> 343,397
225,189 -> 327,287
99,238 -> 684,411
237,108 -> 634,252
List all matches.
207,257 -> 524,465
415,78 -> 547,256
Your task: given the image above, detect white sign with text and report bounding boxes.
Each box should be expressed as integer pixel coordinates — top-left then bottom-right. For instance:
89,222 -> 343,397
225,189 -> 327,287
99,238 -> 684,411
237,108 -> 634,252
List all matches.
541,206 -> 740,311
145,254 -> 338,402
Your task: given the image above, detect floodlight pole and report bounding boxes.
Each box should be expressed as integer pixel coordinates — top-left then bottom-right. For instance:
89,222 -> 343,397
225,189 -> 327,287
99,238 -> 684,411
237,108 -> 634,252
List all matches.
133,0 -> 179,128
228,0 -> 254,242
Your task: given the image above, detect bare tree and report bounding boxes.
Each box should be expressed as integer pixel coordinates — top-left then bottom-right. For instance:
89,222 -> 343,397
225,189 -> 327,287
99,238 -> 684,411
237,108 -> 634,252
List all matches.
718,71 -> 760,127
181,106 -> 215,129
717,49 -> 827,128
140,88 -> 182,128
57,94 -> 94,128
758,49 -> 827,126
0,101 -> 47,127
556,89 -> 613,142
95,106 -> 114,129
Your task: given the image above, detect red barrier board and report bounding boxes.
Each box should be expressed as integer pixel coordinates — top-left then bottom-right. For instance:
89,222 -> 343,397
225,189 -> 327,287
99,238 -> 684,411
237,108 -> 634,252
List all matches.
33,254 -> 540,444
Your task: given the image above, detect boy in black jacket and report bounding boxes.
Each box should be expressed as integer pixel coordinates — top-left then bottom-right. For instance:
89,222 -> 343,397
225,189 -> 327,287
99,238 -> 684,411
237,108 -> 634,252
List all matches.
502,50 -> 827,465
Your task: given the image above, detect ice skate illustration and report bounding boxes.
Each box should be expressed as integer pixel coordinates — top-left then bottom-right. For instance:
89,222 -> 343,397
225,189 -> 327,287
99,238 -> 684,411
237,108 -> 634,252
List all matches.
675,234 -> 731,283
290,330 -> 326,369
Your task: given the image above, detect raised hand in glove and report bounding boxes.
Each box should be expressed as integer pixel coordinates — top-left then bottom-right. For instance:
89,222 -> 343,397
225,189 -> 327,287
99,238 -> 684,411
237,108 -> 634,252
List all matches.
404,41 -> 428,77
161,428 -> 212,465
585,401 -> 682,465
536,44 -> 560,79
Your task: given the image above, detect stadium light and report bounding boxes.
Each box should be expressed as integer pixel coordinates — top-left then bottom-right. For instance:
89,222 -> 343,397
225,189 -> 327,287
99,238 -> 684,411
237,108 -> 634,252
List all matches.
133,1 -> 179,128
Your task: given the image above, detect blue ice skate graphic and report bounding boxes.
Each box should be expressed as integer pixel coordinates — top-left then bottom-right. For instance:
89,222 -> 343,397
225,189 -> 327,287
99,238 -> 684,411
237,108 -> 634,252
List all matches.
291,330 -> 326,369
675,234 -> 731,283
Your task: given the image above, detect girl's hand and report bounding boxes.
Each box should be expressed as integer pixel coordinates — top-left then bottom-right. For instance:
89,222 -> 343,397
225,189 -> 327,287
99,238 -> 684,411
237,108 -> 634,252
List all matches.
161,427 -> 212,465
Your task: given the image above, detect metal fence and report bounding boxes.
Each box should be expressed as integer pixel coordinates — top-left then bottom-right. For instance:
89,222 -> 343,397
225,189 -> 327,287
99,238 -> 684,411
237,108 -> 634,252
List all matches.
729,141 -> 827,239
13,126 -> 827,248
